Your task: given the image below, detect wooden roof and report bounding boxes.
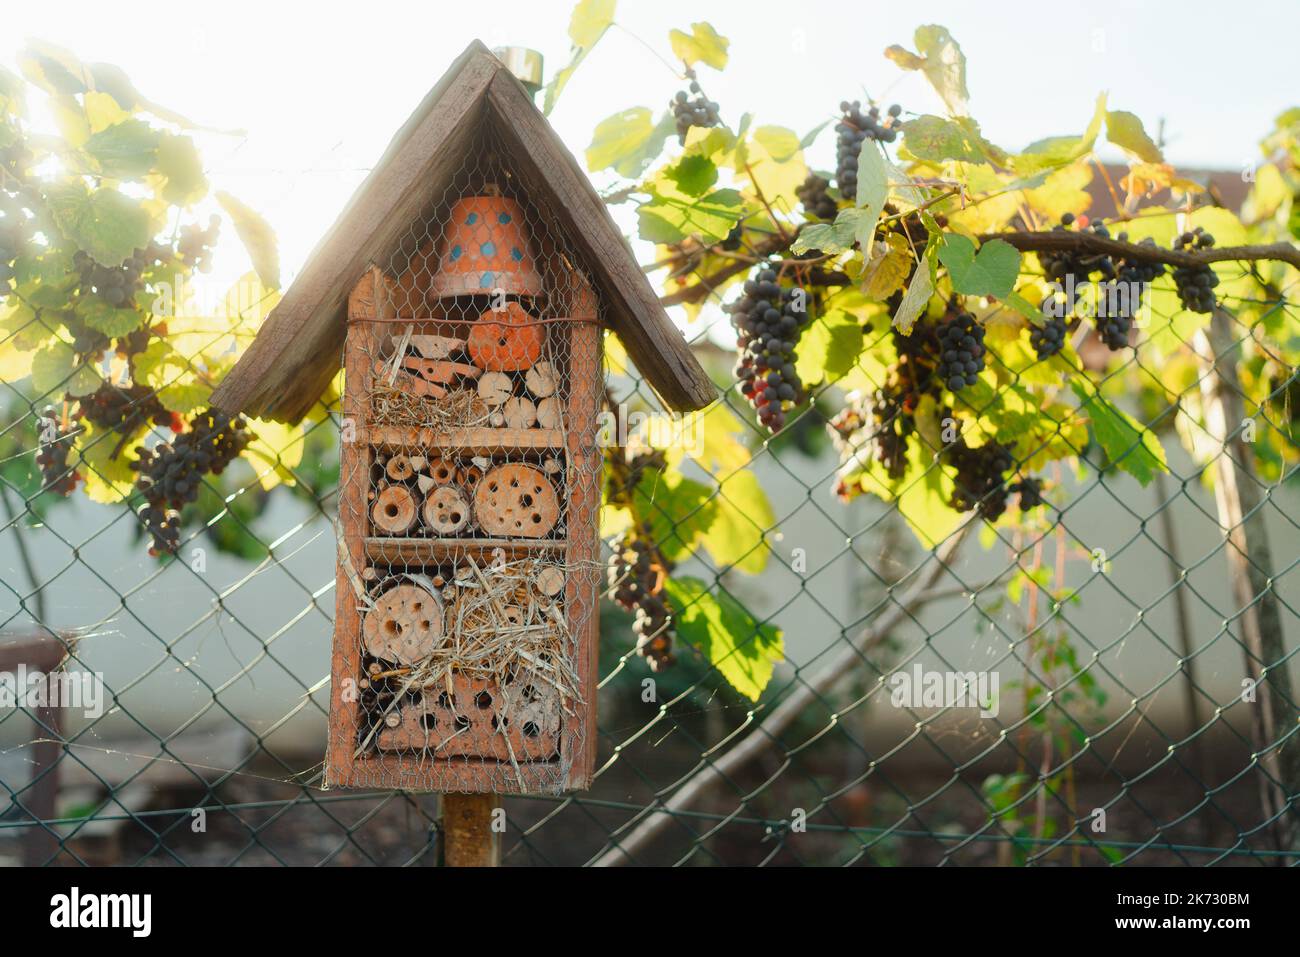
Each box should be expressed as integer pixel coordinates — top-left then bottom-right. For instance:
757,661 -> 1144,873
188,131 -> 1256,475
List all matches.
210,40 -> 716,423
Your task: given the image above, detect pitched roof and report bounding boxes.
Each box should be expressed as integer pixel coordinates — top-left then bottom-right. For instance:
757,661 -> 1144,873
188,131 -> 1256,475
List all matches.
210,40 -> 716,424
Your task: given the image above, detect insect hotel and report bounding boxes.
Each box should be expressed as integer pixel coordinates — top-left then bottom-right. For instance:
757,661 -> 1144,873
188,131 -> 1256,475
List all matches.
211,41 -> 714,795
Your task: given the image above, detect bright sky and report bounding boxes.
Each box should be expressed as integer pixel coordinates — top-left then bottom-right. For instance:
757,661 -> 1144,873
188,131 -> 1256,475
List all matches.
5,0 -> 1298,304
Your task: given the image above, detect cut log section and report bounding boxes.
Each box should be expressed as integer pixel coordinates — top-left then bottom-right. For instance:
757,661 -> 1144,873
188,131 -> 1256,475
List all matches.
385,453 -> 415,482
502,396 -> 537,429
427,457 -> 457,485
477,371 -> 513,407
535,566 -> 565,598
407,334 -> 466,359
467,302 -> 543,372
422,484 -> 472,535
362,583 -> 444,665
536,396 -> 563,430
458,463 -> 484,490
371,485 -> 418,535
474,463 -> 559,538
524,361 -> 557,398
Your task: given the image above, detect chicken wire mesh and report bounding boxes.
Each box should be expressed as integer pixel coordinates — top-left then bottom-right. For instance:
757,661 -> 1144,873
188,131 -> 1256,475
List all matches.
0,213 -> 1297,863
328,121 -> 604,794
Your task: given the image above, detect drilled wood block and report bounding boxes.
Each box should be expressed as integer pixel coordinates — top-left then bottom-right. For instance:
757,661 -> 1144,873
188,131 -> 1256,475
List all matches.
376,674 -> 560,760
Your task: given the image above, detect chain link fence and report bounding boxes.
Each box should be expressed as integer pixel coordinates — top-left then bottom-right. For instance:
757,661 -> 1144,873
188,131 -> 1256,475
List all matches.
0,273 -> 1297,866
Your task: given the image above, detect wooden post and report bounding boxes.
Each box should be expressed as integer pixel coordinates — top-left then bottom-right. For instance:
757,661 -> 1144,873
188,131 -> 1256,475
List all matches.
441,793 -> 500,866
1196,305 -> 1300,852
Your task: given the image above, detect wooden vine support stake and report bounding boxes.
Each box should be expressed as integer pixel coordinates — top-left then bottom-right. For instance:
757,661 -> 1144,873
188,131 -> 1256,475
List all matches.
1196,305 -> 1300,854
442,793 -> 500,866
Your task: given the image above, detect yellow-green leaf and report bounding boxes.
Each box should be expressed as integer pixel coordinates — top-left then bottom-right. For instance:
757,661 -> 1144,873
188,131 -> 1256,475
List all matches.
669,22 -> 730,70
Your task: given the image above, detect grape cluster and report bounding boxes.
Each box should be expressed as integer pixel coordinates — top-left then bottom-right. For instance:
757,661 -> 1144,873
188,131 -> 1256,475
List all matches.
720,223 -> 743,251
671,79 -> 721,144
1038,214 -> 1117,304
1011,476 -> 1046,512
1030,313 -> 1068,359
727,267 -> 810,432
74,243 -> 167,308
35,409 -> 80,496
608,531 -> 675,671
936,302 -> 986,392
796,173 -> 838,221
1172,227 -> 1219,314
1093,234 -> 1166,350
178,217 -> 220,273
835,100 -> 900,201
948,439 -> 1015,520
75,383 -> 180,440
830,386 -> 911,480
130,409 -> 252,554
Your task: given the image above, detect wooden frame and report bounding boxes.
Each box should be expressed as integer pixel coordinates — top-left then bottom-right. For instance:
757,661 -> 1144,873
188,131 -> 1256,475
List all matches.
325,268 -> 600,794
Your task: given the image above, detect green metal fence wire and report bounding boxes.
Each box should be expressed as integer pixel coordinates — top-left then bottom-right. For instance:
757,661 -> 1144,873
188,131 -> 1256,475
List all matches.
0,276 -> 1297,867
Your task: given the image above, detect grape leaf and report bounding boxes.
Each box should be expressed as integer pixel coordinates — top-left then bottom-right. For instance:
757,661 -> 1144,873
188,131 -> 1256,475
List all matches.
637,188 -> 743,244
885,25 -> 969,116
938,234 -> 1021,298
893,252 -> 934,334
47,181 -> 151,266
861,232 -> 912,301
155,133 -> 207,205
668,22 -> 730,70
664,576 -> 783,701
543,0 -> 616,115
1069,381 -> 1168,485
78,297 -> 144,337
216,191 -> 279,290
81,119 -> 159,179
1105,110 -> 1163,163
796,309 -> 864,386
902,115 -> 1006,166
662,155 -> 718,197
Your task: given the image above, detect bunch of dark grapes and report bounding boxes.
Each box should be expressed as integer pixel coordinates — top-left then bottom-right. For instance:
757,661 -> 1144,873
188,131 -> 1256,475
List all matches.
607,530 -> 675,671
671,79 -> 721,144
1030,314 -> 1068,359
834,100 -> 900,201
35,408 -> 80,496
727,267 -> 810,432
1010,476 -> 1046,512
796,173 -> 838,221
1038,213 -> 1116,303
936,301 -> 986,392
74,242 -> 168,308
948,439 -> 1015,520
75,383 -> 181,442
1172,227 -> 1219,314
1093,234 -> 1166,351
178,217 -> 220,273
720,223 -> 743,251
130,409 -> 252,554
830,386 -> 911,480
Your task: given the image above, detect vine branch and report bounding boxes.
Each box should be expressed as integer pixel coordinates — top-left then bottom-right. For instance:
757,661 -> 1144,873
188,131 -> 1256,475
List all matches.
656,227 -> 1300,308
